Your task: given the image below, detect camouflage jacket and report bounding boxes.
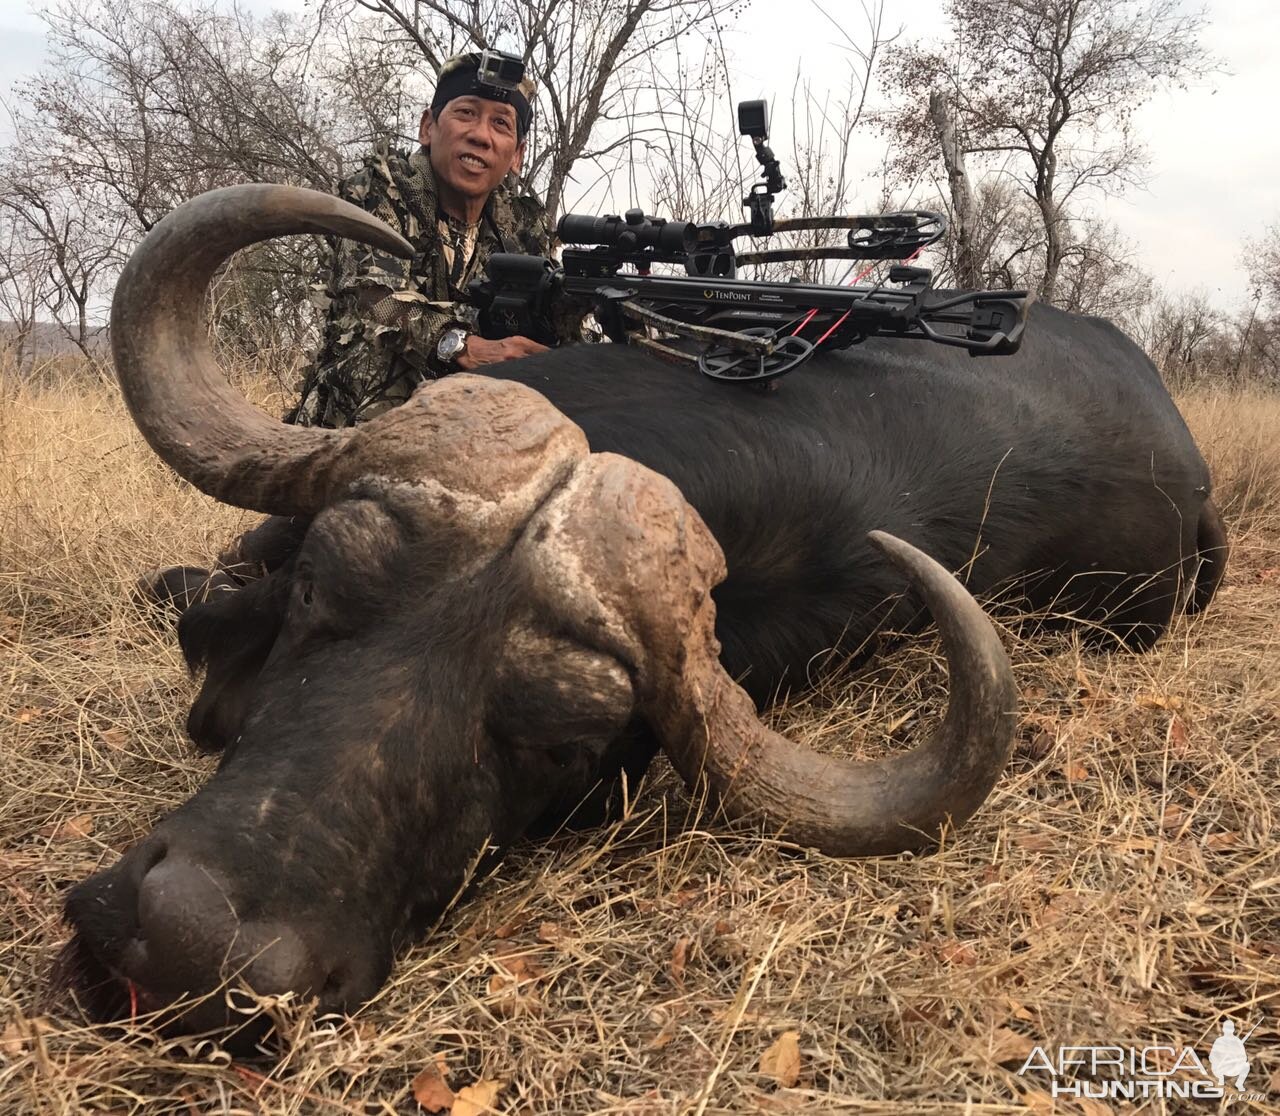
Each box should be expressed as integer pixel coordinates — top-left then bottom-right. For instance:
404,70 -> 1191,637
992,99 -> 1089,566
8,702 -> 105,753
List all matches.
290,143 -> 551,428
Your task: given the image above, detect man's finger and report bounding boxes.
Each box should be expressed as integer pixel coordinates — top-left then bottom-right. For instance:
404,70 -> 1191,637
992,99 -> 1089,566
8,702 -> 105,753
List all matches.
509,336 -> 549,355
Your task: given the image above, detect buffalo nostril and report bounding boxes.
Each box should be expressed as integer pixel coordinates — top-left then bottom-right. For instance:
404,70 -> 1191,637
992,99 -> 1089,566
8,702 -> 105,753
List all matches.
135,857 -> 240,991
319,963 -> 356,1008
238,924 -> 325,1000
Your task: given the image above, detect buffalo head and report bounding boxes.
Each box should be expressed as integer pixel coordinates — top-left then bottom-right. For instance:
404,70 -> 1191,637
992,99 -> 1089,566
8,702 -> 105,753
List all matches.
62,185 -> 1017,1044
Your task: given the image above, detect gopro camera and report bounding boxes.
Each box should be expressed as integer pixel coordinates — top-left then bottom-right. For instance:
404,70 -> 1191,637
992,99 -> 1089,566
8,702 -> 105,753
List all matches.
737,100 -> 770,141
477,50 -> 525,94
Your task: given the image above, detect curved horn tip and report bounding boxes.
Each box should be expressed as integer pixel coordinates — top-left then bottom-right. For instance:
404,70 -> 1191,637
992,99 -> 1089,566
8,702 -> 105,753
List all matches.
867,528 -> 939,577
294,186 -> 414,258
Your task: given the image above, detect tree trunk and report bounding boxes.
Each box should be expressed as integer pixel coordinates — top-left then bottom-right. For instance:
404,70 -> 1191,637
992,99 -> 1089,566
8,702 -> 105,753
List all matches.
928,90 -> 978,288
1035,147 -> 1063,305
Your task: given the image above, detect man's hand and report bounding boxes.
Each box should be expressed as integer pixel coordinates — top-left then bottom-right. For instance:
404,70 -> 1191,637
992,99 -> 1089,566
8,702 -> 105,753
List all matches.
457,335 -> 548,369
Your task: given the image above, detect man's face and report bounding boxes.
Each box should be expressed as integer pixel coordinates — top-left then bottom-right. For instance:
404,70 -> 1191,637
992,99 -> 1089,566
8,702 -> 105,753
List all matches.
421,96 -> 524,207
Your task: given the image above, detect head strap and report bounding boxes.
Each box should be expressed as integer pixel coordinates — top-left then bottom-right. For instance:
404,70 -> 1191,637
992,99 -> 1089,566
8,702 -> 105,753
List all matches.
431,52 -> 534,140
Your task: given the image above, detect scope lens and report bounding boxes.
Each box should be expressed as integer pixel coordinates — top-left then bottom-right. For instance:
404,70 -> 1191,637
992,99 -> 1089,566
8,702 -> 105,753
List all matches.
653,220 -> 696,254
557,214 -> 613,245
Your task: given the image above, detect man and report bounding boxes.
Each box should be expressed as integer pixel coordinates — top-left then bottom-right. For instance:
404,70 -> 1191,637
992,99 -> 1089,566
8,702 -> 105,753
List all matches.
290,50 -> 554,429
1208,1019 -> 1251,1092
142,50 -> 559,605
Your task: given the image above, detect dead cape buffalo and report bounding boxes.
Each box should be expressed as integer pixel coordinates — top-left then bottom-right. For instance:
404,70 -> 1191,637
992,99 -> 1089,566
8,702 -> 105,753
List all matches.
61,184 -> 1225,1041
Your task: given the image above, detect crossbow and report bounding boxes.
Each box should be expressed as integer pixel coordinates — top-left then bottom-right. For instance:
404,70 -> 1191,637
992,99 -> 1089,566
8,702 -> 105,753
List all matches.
469,100 -> 1028,384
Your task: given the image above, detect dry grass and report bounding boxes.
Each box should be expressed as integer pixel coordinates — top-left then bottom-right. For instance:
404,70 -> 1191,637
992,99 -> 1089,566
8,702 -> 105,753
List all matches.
1,366 -> 1277,1115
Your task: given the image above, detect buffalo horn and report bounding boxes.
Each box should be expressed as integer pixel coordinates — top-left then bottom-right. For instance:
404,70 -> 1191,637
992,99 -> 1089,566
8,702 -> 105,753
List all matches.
657,529 -> 1018,855
110,184 -> 414,515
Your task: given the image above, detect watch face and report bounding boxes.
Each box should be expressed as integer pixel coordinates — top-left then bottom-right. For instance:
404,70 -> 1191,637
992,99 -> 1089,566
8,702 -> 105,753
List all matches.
438,328 -> 466,362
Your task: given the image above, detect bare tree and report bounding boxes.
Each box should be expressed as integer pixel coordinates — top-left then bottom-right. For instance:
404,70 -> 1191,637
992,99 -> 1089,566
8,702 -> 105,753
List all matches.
22,0 -> 414,216
927,90 -> 978,288
635,40 -> 743,225
1054,215 -> 1151,321
0,211 -> 54,369
881,0 -> 1210,305
3,0 -> 417,355
1126,287 -> 1230,387
0,162 -> 128,358
1247,221 -> 1280,313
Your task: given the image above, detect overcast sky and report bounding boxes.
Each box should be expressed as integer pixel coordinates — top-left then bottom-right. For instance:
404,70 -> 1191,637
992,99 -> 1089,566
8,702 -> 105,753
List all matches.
2,0 -> 1275,310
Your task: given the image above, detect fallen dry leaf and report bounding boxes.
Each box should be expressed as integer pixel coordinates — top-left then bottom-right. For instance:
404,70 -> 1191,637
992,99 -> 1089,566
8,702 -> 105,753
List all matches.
935,939 -> 978,967
537,921 -> 562,944
759,1030 -> 801,1087
1020,729 -> 1056,761
984,1025 -> 1037,1066
670,936 -> 690,985
452,1078 -> 504,1116
1019,1088 -> 1056,1114
1061,759 -> 1090,782
647,1022 -> 677,1050
1,1021 -> 26,1058
411,1056 -> 453,1113
1168,715 -> 1190,755
1004,997 -> 1033,1022
486,973 -> 539,1019
13,706 -> 43,724
1137,692 -> 1183,711
98,728 -> 128,751
1205,830 -> 1240,850
39,813 -> 94,841
900,999 -> 944,1027
494,951 -> 542,982
747,1091 -> 807,1112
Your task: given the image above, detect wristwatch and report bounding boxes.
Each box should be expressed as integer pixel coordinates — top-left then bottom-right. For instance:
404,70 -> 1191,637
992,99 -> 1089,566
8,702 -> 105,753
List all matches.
436,326 -> 469,366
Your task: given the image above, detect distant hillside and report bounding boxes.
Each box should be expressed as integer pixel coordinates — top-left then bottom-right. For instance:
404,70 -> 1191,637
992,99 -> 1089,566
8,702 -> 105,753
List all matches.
0,320 -> 108,358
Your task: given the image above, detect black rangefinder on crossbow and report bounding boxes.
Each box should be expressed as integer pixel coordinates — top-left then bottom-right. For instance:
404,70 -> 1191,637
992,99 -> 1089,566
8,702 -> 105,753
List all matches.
469,99 -> 1028,384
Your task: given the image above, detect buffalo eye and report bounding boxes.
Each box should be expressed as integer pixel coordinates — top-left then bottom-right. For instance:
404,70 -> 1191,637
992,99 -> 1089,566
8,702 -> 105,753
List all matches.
289,575 -> 317,619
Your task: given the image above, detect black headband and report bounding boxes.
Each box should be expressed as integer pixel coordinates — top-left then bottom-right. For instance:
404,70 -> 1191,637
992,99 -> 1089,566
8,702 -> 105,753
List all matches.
430,68 -> 532,140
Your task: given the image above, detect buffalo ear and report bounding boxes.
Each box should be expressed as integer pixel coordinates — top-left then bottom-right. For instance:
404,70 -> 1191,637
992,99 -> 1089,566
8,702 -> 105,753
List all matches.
178,574 -> 289,753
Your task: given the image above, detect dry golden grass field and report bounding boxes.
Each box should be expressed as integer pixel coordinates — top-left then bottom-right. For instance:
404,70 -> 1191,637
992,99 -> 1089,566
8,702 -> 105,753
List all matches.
1,363 -> 1277,1115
